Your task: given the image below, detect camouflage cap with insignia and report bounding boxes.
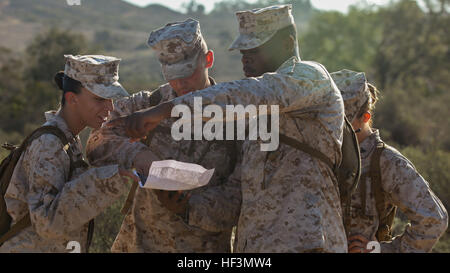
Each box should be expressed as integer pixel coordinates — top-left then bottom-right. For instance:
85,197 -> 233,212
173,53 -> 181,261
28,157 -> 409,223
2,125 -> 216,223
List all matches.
229,4 -> 295,51
331,69 -> 369,122
64,55 -> 129,100
147,18 -> 206,81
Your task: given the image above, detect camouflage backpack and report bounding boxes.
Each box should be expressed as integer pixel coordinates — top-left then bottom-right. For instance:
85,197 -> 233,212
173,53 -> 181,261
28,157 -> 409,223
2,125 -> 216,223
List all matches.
0,126 -> 94,250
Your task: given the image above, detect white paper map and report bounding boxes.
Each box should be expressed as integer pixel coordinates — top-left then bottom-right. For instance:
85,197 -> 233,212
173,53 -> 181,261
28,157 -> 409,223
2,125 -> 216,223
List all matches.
137,160 -> 215,191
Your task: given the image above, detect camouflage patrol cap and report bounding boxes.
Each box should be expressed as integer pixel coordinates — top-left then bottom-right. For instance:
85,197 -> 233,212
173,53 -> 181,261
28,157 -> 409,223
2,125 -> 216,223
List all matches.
229,4 -> 295,51
64,55 -> 129,99
330,69 -> 369,122
147,18 -> 206,81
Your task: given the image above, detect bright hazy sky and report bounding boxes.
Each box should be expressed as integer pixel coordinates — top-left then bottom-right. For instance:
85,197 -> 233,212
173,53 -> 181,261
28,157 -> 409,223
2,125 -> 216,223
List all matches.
124,0 -> 392,13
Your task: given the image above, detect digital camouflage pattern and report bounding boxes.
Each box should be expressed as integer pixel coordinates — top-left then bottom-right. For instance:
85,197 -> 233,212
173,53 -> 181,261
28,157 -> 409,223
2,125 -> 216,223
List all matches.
147,18 -> 206,81
86,81 -> 242,253
229,4 -> 295,51
64,54 -> 129,100
347,130 -> 448,252
330,69 -> 369,122
171,56 -> 348,252
335,73 -> 449,252
0,111 -> 128,253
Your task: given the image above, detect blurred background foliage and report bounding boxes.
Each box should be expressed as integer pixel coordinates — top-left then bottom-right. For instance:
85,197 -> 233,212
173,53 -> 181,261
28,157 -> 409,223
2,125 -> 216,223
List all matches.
0,0 -> 448,252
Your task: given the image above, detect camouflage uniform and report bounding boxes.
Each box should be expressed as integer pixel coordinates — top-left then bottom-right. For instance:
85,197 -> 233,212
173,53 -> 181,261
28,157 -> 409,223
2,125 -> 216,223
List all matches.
86,19 -> 242,253
169,5 -> 348,252
87,84 -> 242,253
0,55 -> 130,253
0,112 -> 127,253
333,69 -> 449,253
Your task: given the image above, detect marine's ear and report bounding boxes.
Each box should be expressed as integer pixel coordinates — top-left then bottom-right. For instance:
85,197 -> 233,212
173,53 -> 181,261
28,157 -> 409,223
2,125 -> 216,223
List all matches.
362,112 -> 371,123
64,91 -> 79,106
205,50 -> 214,69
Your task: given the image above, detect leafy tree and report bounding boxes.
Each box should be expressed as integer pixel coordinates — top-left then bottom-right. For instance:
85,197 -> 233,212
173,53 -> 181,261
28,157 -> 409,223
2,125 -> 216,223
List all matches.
373,0 -> 449,149
182,0 -> 206,17
25,28 -> 89,83
0,28 -> 90,139
299,5 -> 382,73
0,48 -> 27,134
374,0 -> 450,92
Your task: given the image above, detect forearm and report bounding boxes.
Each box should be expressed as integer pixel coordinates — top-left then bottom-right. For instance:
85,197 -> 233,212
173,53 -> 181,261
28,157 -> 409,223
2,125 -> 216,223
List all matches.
29,165 -> 129,239
380,153 -> 449,252
87,126 -> 149,169
171,78 -> 272,115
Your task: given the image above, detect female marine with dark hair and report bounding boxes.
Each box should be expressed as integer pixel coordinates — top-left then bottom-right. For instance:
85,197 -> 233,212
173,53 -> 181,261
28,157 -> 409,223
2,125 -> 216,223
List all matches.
332,70 -> 448,253
0,55 -> 137,253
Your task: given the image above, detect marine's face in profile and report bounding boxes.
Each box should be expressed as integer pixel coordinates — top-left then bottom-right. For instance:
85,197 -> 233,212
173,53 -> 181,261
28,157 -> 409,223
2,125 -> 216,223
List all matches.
240,46 -> 272,78
239,35 -> 283,78
351,111 -> 372,143
169,63 -> 206,96
239,27 -> 296,78
75,87 -> 114,129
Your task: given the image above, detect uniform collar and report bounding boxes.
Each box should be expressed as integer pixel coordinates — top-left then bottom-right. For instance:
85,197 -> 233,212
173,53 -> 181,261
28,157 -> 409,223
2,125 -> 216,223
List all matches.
44,110 -> 78,144
359,129 -> 381,159
276,56 -> 300,75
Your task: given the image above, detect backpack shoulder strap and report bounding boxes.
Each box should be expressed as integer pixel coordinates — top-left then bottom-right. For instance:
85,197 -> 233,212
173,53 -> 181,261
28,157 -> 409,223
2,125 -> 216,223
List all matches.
337,116 -> 361,237
12,126 -> 70,157
30,126 -> 80,178
370,141 -> 385,215
122,89 -> 164,215
370,141 -> 396,241
279,134 -> 336,173
0,212 -> 31,245
0,125 -> 76,246
120,179 -> 139,215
